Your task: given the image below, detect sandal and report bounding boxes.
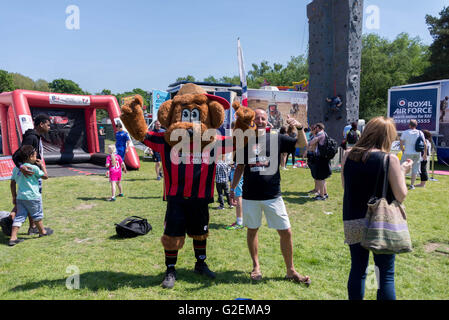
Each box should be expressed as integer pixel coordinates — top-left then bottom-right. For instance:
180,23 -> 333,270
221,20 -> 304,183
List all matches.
8,239 -> 24,246
285,273 -> 311,287
250,270 -> 262,281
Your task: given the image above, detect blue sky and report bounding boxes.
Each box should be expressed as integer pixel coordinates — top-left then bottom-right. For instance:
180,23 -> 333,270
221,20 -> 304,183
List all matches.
0,0 -> 447,94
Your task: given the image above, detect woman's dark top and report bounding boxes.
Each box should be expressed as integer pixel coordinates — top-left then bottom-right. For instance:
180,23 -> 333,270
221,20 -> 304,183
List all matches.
343,151 -> 395,222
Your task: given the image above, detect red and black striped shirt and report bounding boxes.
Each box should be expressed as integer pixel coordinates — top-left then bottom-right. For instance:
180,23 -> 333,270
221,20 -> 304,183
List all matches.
143,131 -> 233,203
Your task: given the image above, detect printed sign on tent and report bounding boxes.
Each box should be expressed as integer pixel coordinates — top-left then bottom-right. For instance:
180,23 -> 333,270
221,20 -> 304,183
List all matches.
49,94 -> 90,106
388,86 -> 440,133
152,90 -> 170,121
18,115 -> 34,134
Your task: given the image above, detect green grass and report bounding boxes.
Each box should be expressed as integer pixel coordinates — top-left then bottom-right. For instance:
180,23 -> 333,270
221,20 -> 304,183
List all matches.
0,151 -> 448,300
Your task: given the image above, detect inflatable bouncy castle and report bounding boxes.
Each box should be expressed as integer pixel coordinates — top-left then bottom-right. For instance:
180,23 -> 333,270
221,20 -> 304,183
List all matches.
0,90 -> 140,169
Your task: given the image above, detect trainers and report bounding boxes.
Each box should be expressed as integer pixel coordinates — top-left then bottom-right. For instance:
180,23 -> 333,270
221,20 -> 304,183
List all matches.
118,193 -> 124,197
225,223 -> 243,230
324,194 -> 329,199
27,226 -> 39,235
107,197 -> 116,201
161,268 -> 177,289
156,176 -> 162,181
194,262 -> 216,279
8,239 -> 24,246
39,227 -> 54,237
217,206 -> 225,210
408,185 -> 415,190
314,195 -> 326,201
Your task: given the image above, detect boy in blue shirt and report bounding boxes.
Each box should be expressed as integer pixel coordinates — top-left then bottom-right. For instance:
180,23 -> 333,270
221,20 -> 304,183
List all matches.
115,122 -> 130,161
9,145 -> 53,246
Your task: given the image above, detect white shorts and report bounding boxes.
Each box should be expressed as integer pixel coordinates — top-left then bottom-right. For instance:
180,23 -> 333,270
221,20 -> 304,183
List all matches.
242,197 -> 291,230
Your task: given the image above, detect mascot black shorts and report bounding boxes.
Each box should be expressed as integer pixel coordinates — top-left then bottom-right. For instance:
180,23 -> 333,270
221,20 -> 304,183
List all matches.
164,197 -> 210,238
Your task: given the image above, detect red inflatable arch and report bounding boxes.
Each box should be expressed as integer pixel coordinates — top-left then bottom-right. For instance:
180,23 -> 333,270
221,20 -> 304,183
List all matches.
0,90 -> 140,169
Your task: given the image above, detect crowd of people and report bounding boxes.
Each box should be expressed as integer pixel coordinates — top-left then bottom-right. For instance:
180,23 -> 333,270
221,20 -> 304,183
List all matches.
0,108 -> 434,300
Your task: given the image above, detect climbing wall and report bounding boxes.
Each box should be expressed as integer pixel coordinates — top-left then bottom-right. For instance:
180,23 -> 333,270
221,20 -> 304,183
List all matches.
307,0 -> 363,141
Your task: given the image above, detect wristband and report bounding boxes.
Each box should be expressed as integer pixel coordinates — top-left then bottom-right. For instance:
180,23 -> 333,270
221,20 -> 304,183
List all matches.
296,126 -> 303,131
230,188 -> 235,192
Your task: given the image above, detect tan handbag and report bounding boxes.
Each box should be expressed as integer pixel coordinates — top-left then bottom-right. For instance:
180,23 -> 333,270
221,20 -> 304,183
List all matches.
361,154 -> 413,254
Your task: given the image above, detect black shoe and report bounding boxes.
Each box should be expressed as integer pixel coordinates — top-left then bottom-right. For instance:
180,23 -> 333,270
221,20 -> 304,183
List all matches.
8,239 -> 24,246
27,226 -> 39,235
194,262 -> 216,279
161,269 -> 177,289
39,227 -> 54,237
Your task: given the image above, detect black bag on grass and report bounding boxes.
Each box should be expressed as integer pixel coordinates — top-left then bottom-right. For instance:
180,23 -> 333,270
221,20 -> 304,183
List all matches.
115,216 -> 152,238
0,212 -> 13,237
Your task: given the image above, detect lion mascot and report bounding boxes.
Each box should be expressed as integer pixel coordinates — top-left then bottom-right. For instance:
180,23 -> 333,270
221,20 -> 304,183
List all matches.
120,83 -> 255,289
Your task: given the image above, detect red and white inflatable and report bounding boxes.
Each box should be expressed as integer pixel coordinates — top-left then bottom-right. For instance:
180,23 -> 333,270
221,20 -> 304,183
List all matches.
0,90 -> 140,169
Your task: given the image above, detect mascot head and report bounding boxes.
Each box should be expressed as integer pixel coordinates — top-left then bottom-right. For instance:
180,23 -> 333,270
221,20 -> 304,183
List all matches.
157,83 -> 229,148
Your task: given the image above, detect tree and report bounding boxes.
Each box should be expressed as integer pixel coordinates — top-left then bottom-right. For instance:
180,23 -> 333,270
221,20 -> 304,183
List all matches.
115,88 -> 151,111
34,79 -> 50,92
246,55 -> 309,88
203,75 -> 219,83
49,79 -> 85,94
11,73 -> 35,90
0,70 -> 15,93
100,89 -> 112,95
360,33 -> 429,120
218,75 -> 240,85
175,75 -> 196,83
414,6 -> 449,81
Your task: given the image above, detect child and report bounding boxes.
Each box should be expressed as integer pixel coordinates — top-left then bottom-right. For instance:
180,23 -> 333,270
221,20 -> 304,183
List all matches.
106,145 -> 127,201
215,155 -> 231,210
9,145 -> 53,246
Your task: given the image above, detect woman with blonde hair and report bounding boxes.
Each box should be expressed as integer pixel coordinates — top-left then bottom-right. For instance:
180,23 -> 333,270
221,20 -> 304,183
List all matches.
341,117 -> 412,300
106,144 -> 127,201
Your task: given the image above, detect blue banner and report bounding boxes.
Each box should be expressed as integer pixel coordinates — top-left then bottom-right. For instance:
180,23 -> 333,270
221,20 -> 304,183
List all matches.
152,90 -> 170,121
388,87 -> 439,132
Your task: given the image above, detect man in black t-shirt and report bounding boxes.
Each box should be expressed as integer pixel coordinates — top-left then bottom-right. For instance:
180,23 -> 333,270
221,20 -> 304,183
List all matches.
230,109 -> 311,286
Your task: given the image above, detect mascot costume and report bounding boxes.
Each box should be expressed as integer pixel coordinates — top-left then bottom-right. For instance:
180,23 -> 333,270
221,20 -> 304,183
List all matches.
120,83 -> 255,288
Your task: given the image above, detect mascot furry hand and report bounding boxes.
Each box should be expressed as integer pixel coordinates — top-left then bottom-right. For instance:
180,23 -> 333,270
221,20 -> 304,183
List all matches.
119,83 -> 255,289
120,94 -> 147,142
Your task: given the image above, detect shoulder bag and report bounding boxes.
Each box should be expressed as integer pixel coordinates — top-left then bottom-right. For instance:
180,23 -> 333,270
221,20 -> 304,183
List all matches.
361,154 -> 413,254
